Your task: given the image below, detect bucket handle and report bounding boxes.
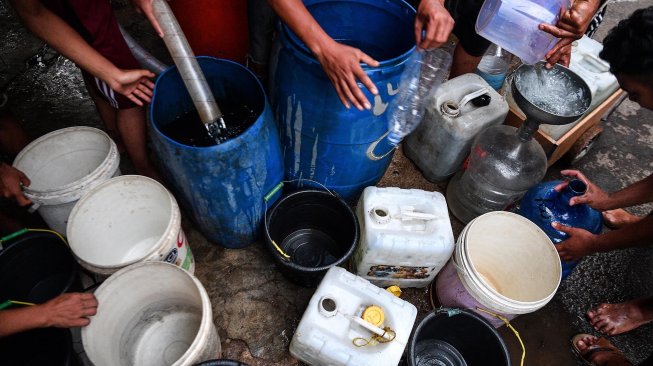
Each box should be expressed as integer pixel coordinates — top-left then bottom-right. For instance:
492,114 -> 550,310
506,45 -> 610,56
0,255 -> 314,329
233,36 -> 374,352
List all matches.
476,307 -> 526,366
366,131 -> 397,161
0,228 -> 67,251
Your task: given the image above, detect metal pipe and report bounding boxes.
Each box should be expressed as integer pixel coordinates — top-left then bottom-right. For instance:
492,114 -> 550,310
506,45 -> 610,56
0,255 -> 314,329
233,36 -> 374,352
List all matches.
151,0 -> 223,127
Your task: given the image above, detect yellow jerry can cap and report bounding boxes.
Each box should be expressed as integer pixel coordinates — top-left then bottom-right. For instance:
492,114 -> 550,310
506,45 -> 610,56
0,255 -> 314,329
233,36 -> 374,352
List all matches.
386,285 -> 402,297
362,305 -> 385,327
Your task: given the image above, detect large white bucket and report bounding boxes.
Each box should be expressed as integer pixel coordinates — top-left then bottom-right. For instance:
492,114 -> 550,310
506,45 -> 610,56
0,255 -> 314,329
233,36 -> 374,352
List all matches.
12,126 -> 121,234
82,261 -> 220,365
67,175 -> 194,276
437,211 -> 561,326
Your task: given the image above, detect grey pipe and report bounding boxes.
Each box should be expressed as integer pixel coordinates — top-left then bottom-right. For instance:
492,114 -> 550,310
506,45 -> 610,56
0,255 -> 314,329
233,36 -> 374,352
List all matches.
152,0 -> 223,127
118,24 -> 168,75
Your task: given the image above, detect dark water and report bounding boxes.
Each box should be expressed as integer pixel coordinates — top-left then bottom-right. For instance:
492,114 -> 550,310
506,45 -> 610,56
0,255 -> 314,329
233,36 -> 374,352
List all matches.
336,39 -> 395,61
160,101 -> 258,147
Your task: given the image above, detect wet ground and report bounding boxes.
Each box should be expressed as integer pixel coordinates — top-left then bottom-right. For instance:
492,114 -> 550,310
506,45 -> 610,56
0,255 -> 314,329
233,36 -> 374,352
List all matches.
1,0 -> 652,365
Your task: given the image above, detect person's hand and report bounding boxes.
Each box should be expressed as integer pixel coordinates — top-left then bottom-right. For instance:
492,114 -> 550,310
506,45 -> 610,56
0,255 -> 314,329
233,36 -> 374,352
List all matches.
130,0 -> 164,38
0,163 -> 31,206
108,69 -> 156,106
314,40 -> 379,110
41,293 -> 98,328
554,169 -> 610,209
553,222 -> 599,261
539,0 -> 601,67
414,0 -> 455,49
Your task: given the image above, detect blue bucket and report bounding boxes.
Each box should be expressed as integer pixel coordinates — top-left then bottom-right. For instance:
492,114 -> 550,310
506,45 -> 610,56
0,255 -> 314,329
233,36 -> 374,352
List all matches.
150,57 -> 284,248
269,0 -> 416,201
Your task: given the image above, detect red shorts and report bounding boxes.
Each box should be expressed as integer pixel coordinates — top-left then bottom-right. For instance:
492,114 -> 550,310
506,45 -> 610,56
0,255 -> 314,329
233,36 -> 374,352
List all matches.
43,0 -> 141,109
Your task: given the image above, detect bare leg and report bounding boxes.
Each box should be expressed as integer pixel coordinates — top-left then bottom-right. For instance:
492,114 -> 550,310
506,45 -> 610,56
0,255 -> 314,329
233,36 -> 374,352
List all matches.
115,106 -> 161,181
573,334 -> 633,366
449,43 -> 482,79
603,209 -> 642,229
587,296 -> 653,336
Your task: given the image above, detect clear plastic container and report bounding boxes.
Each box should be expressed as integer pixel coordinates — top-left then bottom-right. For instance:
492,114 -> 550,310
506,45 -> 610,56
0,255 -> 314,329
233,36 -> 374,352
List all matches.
475,44 -> 512,90
569,36 -> 620,109
404,73 -> 508,182
446,124 -> 547,224
475,0 -> 570,64
353,187 -> 454,288
387,48 -> 452,145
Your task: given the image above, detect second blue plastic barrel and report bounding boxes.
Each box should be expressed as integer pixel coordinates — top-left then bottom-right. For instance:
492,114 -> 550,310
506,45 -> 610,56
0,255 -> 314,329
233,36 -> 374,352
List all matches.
269,0 -> 416,201
150,57 -> 284,248
519,179 -> 603,279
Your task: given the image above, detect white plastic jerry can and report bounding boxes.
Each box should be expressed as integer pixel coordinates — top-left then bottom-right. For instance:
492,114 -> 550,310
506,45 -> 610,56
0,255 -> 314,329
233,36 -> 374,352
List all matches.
569,35 -> 620,109
290,266 -> 417,366
404,73 -> 508,183
353,186 -> 455,288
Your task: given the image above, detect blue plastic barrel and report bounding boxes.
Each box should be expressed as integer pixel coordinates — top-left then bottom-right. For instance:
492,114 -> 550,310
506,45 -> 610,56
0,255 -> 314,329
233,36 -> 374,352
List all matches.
269,0 -> 416,201
150,57 -> 284,248
519,179 -> 603,279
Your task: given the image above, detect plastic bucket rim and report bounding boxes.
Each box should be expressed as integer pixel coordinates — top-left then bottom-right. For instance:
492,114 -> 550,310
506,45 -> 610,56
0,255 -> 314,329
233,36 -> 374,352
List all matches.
456,212 -> 561,309
13,126 -> 119,199
150,56 -> 267,151
280,0 -> 416,69
81,261 -> 213,364
67,175 -> 181,271
408,306 -> 510,366
264,189 -> 359,272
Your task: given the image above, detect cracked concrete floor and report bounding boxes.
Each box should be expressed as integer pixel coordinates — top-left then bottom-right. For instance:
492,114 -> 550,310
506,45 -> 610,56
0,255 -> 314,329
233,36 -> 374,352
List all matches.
1,1 -> 652,365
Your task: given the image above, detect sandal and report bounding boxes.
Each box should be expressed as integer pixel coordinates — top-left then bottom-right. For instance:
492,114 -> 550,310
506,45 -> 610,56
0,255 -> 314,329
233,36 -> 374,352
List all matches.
571,334 -> 633,366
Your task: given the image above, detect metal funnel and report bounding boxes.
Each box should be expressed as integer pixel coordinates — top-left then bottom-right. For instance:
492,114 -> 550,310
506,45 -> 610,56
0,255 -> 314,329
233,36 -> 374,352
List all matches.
512,62 -> 592,126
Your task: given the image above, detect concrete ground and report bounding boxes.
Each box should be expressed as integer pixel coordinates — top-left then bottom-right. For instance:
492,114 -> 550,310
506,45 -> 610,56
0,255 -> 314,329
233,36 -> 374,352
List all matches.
1,0 -> 652,365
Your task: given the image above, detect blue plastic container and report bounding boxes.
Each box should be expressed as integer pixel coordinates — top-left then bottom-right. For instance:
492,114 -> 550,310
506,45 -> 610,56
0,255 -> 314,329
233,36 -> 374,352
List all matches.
519,179 -> 602,279
150,57 -> 284,248
269,0 -> 416,201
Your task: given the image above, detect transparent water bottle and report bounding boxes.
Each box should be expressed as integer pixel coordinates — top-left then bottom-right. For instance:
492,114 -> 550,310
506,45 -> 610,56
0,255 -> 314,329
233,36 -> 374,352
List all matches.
446,123 -> 547,224
387,48 -> 452,145
475,44 -> 512,90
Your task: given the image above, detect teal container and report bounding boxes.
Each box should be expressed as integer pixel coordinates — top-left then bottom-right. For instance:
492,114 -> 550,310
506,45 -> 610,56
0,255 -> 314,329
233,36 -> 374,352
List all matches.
150,57 -> 284,248
269,0 -> 416,201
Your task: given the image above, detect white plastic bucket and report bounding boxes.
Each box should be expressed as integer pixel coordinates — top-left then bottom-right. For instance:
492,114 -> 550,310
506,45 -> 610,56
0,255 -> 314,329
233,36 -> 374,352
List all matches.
437,211 -> 561,326
82,261 -> 220,366
67,175 -> 194,276
12,126 -> 121,234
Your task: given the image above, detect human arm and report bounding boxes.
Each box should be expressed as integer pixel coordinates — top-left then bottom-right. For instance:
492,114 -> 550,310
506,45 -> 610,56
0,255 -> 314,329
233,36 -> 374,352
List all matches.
130,0 -> 164,38
414,0 -> 455,50
0,293 -> 97,338
0,163 -> 31,207
553,214 -> 653,261
555,169 -> 653,210
267,0 -> 379,110
539,0 -> 602,67
10,0 -> 155,106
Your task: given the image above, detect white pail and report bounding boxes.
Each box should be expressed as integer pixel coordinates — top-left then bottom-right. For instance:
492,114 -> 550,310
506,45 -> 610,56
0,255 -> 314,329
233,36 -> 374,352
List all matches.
82,261 -> 220,365
12,126 -> 121,234
67,175 -> 194,276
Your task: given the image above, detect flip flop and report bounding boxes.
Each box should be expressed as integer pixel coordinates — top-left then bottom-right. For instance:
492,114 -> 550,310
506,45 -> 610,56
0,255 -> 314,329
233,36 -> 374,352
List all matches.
570,334 -> 624,366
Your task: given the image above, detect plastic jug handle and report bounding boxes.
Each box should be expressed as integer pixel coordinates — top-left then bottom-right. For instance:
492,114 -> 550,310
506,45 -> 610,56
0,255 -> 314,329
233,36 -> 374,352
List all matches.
395,209 -> 438,221
458,88 -> 490,109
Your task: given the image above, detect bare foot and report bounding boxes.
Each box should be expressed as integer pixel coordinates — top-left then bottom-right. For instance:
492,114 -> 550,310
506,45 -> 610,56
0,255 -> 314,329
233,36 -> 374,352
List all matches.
572,334 -> 632,366
587,297 -> 653,335
602,209 -> 641,229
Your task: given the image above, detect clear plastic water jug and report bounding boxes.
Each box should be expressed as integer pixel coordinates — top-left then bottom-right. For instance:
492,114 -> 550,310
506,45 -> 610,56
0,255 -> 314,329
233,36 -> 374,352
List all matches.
475,44 -> 512,90
475,0 -> 570,64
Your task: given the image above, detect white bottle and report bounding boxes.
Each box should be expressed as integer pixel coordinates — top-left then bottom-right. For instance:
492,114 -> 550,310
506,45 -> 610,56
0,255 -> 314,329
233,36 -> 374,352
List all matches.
475,43 -> 512,90
290,266 -> 417,366
353,186 -> 454,288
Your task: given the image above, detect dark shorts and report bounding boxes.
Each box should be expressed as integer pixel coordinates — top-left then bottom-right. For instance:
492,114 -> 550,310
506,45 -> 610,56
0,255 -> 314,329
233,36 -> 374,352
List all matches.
445,0 -> 491,57
43,0 -> 141,109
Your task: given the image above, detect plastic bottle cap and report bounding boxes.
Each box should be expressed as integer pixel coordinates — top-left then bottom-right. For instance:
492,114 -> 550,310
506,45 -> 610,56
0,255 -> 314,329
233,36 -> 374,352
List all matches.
362,305 -> 385,327
386,286 -> 402,297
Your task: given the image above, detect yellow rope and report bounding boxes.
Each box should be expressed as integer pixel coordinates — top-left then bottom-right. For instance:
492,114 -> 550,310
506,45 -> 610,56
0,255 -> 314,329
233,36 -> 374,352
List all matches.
26,228 -> 68,246
271,240 -> 291,260
476,307 -> 525,366
352,327 -> 396,347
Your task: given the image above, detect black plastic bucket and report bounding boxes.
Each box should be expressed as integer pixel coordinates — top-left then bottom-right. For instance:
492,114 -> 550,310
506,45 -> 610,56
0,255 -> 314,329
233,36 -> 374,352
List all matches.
408,308 -> 511,366
0,230 -> 80,303
0,327 -> 80,366
264,189 -> 359,287
194,360 -> 250,366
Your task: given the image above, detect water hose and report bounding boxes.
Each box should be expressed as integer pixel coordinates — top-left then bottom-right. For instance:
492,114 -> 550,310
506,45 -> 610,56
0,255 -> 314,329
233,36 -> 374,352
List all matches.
151,0 -> 225,130
118,24 -> 168,75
